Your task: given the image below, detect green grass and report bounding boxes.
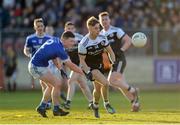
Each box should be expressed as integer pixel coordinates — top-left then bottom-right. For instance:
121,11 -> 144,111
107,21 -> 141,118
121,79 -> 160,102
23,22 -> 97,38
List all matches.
0,90 -> 180,124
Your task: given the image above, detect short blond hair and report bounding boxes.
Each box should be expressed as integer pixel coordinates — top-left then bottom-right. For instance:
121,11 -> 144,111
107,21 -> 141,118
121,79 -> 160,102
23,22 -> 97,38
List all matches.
33,18 -> 44,27
86,16 -> 99,27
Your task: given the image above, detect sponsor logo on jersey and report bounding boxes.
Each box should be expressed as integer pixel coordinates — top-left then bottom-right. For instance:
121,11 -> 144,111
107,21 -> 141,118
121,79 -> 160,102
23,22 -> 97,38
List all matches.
39,39 -> 43,44
110,33 -> 114,37
32,40 -> 36,43
101,40 -> 105,46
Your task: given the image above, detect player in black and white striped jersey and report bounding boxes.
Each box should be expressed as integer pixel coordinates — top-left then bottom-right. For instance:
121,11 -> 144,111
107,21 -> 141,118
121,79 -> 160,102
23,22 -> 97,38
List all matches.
78,17 -> 116,118
63,22 -> 93,110
99,11 -> 140,112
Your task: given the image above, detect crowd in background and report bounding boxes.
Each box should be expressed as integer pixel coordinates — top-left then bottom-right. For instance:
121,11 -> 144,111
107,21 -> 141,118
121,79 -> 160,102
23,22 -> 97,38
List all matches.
1,0 -> 180,30
0,0 -> 180,56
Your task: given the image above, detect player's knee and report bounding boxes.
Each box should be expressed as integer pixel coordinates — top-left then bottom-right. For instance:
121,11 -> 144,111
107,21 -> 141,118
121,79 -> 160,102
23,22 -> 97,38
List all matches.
101,80 -> 109,87
69,78 -> 76,84
103,82 -> 109,88
54,80 -> 62,89
109,76 -> 115,83
93,86 -> 101,93
110,72 -> 122,82
94,88 -> 100,93
46,85 -> 53,91
79,82 -> 87,90
41,86 -> 46,92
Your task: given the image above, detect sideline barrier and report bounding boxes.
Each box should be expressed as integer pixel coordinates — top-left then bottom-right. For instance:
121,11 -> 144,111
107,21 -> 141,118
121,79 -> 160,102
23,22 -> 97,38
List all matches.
154,58 -> 180,84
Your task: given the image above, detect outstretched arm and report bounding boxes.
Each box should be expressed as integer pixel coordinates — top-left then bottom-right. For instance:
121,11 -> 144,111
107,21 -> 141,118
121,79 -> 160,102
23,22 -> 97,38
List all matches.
64,59 -> 83,75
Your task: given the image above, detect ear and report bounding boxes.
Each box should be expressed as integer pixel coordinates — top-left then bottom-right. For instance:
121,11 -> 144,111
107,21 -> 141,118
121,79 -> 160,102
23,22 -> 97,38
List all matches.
61,38 -> 65,44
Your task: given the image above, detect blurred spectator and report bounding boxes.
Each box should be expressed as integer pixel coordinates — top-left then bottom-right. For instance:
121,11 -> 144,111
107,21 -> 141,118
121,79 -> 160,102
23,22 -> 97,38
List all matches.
1,0 -> 180,55
1,0 -> 179,30
4,46 -> 18,92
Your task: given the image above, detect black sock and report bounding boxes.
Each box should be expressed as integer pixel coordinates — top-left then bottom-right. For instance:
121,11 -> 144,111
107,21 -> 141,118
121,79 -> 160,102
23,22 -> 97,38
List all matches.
66,100 -> 71,104
131,100 -> 134,103
127,86 -> 131,91
89,101 -> 93,104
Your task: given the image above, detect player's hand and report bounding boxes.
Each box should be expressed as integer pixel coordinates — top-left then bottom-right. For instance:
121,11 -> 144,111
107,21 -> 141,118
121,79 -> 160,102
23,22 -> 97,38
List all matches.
83,70 -> 94,81
60,69 -> 69,79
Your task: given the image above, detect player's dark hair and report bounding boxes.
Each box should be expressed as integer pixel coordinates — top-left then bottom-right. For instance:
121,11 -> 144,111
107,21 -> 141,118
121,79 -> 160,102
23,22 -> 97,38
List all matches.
33,18 -> 44,26
86,16 -> 99,27
65,21 -> 74,27
61,31 -> 75,39
98,11 -> 110,18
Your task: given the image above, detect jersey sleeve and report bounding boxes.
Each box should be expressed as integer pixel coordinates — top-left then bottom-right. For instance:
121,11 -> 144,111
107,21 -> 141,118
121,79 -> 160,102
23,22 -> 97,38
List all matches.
24,37 -> 31,48
78,34 -> 84,40
117,28 -> 126,39
75,33 -> 84,43
78,42 -> 87,55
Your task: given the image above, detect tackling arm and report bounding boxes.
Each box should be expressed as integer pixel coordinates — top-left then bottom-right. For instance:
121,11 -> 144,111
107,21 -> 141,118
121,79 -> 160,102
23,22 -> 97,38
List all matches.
64,59 -> 83,75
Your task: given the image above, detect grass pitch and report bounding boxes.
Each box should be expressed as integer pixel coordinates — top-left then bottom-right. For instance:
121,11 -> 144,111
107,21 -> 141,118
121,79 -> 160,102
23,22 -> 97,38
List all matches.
0,90 -> 180,124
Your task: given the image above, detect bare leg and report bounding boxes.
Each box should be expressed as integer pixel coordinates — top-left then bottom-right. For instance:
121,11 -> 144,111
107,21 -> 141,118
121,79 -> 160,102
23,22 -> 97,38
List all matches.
109,71 -> 140,111
93,81 -> 101,104
110,72 -> 135,101
38,71 -> 69,117
78,74 -> 93,102
66,72 -> 76,101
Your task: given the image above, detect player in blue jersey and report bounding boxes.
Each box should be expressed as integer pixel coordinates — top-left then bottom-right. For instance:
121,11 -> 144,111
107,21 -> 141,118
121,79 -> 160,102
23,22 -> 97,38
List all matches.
28,31 -> 84,117
24,18 -> 54,110
24,18 -> 51,58
63,22 -> 93,110
45,26 -> 67,104
24,18 -> 51,91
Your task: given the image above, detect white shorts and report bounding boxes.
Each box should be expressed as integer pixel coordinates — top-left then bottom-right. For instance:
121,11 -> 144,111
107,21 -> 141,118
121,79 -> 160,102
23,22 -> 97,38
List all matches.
48,60 -> 61,77
28,62 -> 49,79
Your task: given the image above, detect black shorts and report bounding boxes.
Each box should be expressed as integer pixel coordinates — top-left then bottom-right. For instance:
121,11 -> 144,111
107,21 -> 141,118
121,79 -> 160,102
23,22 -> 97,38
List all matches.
5,67 -> 16,77
89,63 -> 105,74
112,57 -> 126,74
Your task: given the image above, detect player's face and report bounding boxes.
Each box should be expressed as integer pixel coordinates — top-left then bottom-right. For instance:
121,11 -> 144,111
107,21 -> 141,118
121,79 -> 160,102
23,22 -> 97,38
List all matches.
99,16 -> 110,28
34,22 -> 45,34
64,37 -> 75,48
89,23 -> 100,36
65,25 -> 76,33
